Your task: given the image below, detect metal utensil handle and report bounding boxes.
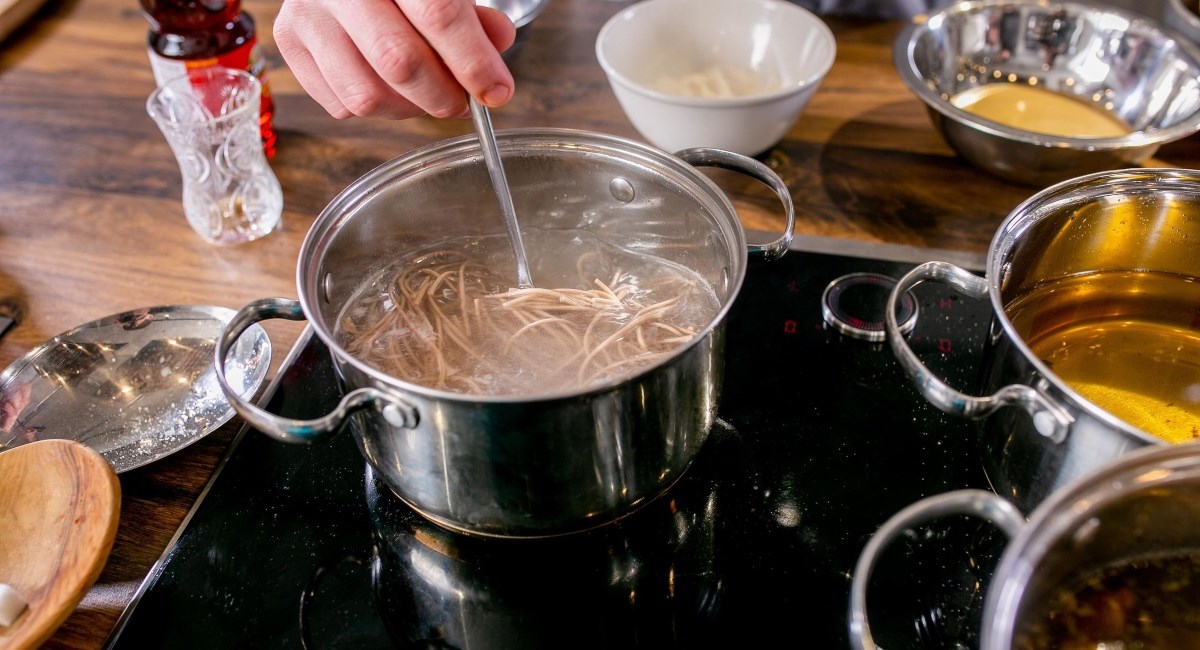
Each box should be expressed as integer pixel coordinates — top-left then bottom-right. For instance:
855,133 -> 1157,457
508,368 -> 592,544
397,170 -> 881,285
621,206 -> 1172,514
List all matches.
848,489 -> 1026,650
885,261 -> 1073,443
213,297 -> 419,443
469,96 -> 534,289
675,148 -> 796,261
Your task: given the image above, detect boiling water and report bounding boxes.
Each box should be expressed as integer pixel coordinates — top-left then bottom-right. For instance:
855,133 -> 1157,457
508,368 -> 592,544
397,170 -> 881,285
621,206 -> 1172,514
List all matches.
1005,271 -> 1200,444
1015,551 -> 1200,649
335,230 -> 721,396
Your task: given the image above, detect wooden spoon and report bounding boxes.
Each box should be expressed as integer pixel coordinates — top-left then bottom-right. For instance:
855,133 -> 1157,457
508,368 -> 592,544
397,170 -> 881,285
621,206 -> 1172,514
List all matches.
0,439 -> 120,650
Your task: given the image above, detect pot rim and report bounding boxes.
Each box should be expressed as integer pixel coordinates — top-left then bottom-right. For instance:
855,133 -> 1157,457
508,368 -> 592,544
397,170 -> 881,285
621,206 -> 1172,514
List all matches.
983,166 -> 1200,447
296,127 -> 751,404
980,441 -> 1200,648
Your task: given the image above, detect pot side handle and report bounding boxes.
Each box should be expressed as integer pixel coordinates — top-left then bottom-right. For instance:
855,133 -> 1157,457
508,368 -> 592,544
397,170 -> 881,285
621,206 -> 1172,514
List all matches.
848,489 -> 1026,650
886,261 -> 1074,443
675,148 -> 795,261
214,298 -> 419,444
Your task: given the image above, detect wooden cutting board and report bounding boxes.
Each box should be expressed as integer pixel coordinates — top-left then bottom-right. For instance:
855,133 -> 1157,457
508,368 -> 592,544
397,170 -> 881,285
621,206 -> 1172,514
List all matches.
0,439 -> 121,650
0,0 -> 50,43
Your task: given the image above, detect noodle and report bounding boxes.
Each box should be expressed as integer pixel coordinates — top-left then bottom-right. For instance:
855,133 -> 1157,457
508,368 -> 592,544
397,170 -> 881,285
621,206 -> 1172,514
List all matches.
337,244 -> 711,396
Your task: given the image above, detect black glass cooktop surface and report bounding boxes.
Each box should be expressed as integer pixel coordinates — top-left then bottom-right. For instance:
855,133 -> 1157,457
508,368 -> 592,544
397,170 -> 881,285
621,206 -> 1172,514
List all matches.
105,237 -> 1007,649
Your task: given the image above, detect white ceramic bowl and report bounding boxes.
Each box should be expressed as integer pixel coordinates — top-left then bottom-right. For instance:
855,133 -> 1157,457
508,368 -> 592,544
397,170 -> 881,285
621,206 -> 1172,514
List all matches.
595,0 -> 836,156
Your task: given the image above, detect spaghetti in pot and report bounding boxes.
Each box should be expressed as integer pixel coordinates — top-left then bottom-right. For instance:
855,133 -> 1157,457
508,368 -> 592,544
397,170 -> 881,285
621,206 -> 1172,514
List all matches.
335,231 -> 719,397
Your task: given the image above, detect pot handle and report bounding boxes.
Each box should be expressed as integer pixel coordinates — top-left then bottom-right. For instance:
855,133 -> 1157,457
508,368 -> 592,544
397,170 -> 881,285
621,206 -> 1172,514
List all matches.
675,148 -> 795,261
214,298 -> 419,444
848,489 -> 1026,650
886,261 -> 1074,443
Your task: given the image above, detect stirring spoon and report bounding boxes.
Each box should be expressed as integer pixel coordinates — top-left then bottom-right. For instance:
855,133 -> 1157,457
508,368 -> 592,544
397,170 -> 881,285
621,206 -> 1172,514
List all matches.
468,96 -> 535,289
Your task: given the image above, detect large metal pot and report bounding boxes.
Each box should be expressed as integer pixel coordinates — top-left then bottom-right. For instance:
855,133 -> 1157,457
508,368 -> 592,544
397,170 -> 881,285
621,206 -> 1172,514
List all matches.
214,128 -> 794,538
885,168 -> 1200,514
850,442 -> 1200,649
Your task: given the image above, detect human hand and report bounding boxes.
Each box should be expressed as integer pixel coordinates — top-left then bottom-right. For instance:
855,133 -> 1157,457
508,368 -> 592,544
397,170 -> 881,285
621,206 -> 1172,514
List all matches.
0,381 -> 31,436
274,0 -> 517,120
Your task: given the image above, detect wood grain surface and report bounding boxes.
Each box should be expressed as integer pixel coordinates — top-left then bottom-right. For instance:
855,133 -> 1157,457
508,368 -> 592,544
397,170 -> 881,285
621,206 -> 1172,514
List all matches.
0,0 -> 1197,647
0,439 -> 120,650
0,0 -> 48,42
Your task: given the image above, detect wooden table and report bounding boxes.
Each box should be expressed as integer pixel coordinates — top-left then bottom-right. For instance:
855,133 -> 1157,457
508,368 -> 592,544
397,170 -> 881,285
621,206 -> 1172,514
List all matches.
0,0 -> 1195,647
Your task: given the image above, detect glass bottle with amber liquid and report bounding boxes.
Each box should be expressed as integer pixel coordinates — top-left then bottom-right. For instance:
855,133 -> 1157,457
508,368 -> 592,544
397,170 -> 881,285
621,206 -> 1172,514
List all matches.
140,0 -> 277,157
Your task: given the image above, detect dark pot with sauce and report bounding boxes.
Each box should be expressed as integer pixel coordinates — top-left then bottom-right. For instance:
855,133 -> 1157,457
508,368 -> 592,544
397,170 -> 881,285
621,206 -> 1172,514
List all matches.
885,168 -> 1200,515
850,442 -> 1200,649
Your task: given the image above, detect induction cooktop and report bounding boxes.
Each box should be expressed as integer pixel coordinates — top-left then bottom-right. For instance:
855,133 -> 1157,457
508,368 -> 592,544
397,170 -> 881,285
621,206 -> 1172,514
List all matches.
104,235 -> 1006,649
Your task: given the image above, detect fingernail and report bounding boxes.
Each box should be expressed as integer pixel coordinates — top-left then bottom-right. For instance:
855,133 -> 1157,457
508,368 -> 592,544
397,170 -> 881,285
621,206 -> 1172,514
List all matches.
482,83 -> 511,106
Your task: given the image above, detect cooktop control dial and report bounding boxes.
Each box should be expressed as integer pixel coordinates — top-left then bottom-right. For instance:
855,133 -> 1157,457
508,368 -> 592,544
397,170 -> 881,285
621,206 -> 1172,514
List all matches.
821,272 -> 917,342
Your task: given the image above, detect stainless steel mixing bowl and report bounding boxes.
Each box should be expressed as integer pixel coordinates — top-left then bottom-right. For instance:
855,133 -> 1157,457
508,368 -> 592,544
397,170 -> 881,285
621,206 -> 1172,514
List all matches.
894,0 -> 1200,186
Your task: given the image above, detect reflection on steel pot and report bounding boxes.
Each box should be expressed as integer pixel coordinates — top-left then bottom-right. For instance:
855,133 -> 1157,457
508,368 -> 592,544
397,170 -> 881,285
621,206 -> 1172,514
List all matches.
214,129 -> 795,538
885,168 -> 1200,514
850,442 -> 1200,649
365,457 -> 720,648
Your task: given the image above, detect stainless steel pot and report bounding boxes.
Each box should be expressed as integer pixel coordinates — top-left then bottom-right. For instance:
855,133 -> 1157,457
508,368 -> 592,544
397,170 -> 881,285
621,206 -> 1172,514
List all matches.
214,128 -> 794,538
885,168 -> 1200,514
850,442 -> 1200,649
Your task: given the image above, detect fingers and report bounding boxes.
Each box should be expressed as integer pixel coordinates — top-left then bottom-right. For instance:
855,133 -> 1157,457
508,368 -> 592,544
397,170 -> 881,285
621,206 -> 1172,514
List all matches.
307,17 -> 431,119
273,0 -> 517,120
274,1 -> 350,117
275,0 -> 427,119
274,24 -> 347,118
475,7 -> 518,64
396,0 -> 516,108
333,0 -> 470,117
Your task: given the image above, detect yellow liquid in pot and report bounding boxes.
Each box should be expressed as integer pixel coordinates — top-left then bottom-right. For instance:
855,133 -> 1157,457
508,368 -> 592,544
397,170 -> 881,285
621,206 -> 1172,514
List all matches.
1005,271 -> 1200,444
951,84 -> 1132,138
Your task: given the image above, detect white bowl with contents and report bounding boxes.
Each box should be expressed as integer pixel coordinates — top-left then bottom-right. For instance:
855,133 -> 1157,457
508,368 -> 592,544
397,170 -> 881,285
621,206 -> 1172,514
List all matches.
595,0 -> 836,156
